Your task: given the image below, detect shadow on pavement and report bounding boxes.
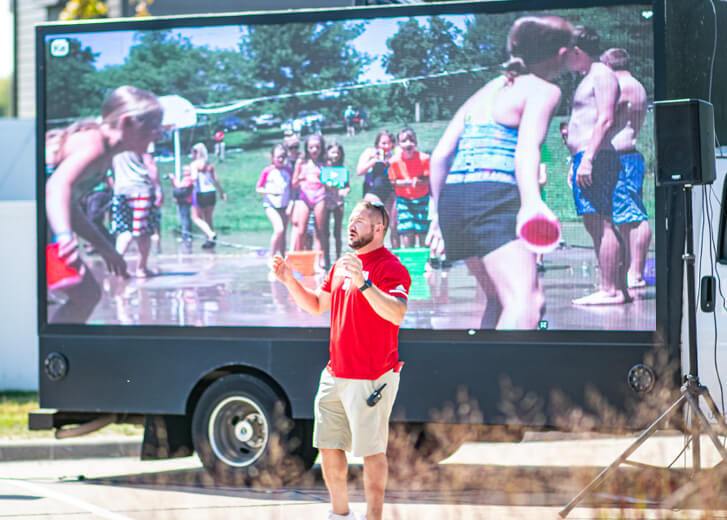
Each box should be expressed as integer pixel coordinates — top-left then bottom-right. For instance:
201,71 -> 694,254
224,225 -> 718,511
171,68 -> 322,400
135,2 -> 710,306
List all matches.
81,462 -> 727,512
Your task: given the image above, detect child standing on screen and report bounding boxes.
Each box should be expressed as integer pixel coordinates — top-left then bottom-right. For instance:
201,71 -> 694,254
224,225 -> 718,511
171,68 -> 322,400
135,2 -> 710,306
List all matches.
111,147 -> 162,278
388,127 -> 430,248
257,144 -> 292,260
428,16 -> 572,330
291,134 -> 327,265
357,130 -> 400,248
168,165 -> 194,244
323,141 -> 350,264
45,85 -> 164,323
190,142 -> 227,250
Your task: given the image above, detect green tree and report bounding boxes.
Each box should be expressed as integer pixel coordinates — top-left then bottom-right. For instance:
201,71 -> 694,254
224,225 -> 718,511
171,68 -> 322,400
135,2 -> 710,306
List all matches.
45,38 -> 102,120
459,12 -> 521,77
0,76 -> 10,117
552,6 -> 654,98
383,16 -> 465,123
239,21 -> 369,122
92,31 -> 254,107
59,0 -> 108,20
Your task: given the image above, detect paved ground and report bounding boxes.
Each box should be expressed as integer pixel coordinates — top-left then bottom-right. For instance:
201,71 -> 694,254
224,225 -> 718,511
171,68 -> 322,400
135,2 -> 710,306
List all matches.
0,433 -> 724,519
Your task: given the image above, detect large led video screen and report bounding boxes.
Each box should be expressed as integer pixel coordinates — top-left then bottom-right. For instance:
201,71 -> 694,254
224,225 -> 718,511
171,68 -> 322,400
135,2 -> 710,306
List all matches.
41,2 -> 657,330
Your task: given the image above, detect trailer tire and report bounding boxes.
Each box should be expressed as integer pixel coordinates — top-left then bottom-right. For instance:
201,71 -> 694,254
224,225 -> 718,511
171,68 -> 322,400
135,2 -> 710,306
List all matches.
191,374 -> 316,485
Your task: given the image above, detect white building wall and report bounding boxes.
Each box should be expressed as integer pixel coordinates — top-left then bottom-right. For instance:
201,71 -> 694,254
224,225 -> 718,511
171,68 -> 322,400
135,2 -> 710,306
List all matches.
0,201 -> 37,390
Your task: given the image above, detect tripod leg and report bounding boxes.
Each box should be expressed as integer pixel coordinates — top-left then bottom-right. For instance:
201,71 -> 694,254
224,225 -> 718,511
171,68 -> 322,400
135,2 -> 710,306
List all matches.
558,394 -> 687,518
693,424 -> 701,472
701,390 -> 727,434
685,391 -> 727,461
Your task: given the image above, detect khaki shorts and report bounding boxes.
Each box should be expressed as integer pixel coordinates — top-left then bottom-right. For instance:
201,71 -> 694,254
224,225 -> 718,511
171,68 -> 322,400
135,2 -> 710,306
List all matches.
313,368 -> 400,457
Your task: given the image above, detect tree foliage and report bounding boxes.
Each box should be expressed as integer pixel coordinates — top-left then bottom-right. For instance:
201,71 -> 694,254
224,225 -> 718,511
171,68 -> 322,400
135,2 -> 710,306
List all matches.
60,0 -> 154,19
45,9 -> 654,126
0,77 -> 10,117
59,0 -> 108,21
383,17 -> 466,122
45,39 -> 102,120
239,21 -> 370,121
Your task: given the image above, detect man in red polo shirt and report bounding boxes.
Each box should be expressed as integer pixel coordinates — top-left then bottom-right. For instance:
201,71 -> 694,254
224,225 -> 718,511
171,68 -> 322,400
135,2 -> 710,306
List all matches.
272,199 -> 411,520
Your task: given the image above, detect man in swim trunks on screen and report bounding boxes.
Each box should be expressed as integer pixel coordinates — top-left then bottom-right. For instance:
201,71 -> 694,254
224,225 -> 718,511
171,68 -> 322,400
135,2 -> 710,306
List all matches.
601,47 -> 652,289
565,26 -> 628,306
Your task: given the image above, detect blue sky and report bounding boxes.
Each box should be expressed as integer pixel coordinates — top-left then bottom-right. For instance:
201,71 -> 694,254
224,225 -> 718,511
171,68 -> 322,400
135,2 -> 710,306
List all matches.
46,14 -> 471,83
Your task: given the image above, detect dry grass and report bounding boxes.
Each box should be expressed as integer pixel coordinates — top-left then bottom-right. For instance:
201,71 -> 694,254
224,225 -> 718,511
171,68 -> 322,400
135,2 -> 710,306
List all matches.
0,391 -> 143,440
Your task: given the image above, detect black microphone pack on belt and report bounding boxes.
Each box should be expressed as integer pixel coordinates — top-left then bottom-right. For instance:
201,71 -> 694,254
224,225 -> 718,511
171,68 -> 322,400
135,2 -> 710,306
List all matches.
366,383 -> 387,407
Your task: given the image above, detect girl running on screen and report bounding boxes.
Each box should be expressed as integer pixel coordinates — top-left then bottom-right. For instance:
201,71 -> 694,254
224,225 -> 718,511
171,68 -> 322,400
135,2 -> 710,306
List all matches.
45,85 -> 163,323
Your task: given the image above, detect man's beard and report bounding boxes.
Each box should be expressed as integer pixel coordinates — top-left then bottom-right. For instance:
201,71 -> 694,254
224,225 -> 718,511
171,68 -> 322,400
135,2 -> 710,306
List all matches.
349,232 -> 373,250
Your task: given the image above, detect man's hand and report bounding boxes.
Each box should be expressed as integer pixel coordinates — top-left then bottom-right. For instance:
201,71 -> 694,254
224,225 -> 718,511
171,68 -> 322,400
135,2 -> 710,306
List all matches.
425,216 -> 446,258
516,199 -> 559,242
339,253 -> 365,287
576,155 -> 593,188
271,254 -> 294,284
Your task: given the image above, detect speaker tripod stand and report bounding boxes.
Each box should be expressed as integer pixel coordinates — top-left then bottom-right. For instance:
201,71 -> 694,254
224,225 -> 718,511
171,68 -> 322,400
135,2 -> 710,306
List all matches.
559,185 -> 727,518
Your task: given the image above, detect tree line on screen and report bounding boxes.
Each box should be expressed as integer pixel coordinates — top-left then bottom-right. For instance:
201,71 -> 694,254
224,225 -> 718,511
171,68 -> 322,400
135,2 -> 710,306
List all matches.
46,7 -> 653,126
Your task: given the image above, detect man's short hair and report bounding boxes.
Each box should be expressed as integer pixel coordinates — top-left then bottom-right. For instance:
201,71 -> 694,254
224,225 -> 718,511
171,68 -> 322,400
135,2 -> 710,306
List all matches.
600,47 -> 630,71
571,26 -> 600,58
355,200 -> 389,232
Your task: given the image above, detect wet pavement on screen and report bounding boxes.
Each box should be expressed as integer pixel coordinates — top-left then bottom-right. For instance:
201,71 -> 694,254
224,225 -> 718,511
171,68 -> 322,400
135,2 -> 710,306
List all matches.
48,238 -> 656,330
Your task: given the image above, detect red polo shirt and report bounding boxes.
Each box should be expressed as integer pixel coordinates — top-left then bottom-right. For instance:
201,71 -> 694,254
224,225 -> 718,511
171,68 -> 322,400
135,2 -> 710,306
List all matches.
321,246 -> 411,380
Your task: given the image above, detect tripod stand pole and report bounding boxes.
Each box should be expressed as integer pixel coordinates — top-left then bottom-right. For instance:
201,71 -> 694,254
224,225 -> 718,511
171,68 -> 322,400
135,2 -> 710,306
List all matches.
559,185 -> 727,518
683,185 -> 701,472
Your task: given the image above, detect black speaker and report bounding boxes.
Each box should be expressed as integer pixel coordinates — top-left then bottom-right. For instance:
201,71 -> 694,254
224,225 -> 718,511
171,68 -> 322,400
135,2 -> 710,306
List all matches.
654,99 -> 716,186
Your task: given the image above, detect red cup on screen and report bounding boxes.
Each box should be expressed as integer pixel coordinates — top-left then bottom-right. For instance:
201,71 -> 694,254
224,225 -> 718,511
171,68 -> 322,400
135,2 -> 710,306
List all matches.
46,243 -> 83,291
517,213 -> 561,254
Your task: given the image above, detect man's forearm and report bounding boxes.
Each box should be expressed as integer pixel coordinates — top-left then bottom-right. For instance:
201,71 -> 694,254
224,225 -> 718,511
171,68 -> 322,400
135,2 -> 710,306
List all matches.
284,278 -> 325,315
361,285 -> 407,325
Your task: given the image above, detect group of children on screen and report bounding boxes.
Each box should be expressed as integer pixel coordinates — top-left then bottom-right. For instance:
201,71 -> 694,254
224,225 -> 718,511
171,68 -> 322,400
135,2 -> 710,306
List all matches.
255,127 -> 432,270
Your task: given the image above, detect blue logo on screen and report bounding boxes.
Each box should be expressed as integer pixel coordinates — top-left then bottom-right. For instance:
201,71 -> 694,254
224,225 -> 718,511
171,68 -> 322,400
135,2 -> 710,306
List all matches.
50,39 -> 70,58
538,320 -> 549,330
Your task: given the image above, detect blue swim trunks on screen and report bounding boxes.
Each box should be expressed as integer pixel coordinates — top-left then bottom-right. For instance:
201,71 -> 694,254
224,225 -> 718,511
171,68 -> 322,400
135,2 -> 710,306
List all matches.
612,152 -> 648,225
396,195 -> 429,234
571,150 -> 620,217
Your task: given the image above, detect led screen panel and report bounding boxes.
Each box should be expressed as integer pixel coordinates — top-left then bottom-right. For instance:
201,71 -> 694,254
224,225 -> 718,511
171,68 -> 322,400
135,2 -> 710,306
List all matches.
41,3 -> 656,331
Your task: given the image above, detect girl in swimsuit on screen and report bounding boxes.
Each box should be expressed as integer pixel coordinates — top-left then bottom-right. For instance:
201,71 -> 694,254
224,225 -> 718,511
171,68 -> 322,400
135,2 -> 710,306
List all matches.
428,16 -> 573,330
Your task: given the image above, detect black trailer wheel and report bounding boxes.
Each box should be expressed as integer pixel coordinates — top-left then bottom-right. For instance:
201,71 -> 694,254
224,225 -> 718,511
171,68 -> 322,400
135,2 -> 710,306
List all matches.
191,374 -> 316,485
